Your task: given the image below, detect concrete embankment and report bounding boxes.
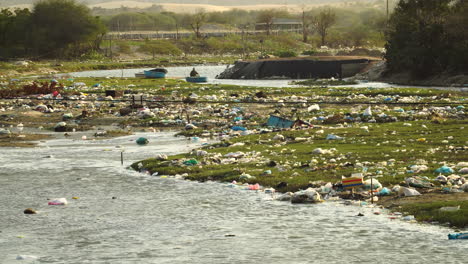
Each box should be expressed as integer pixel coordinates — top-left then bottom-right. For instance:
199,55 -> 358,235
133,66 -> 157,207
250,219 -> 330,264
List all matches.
217,56 -> 381,79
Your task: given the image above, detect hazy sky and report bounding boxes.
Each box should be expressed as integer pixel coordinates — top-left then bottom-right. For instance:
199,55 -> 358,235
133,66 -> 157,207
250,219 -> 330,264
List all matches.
1,0 -> 368,8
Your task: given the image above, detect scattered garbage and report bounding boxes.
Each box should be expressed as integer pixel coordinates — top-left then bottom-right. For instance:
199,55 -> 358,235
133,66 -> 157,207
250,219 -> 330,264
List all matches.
406,176 -> 433,188
398,187 -> 421,197
185,124 -> 197,130
239,173 -> 255,180
0,128 -> 11,134
54,122 -> 67,132
16,255 -> 38,261
364,178 -> 382,190
48,198 -> 68,205
62,113 -> 73,120
342,176 -> 364,189
378,187 -> 391,196
308,104 -> 320,112
435,166 -> 454,174
183,159 -> 198,166
231,126 -> 246,131
326,134 -> 343,140
402,215 -> 415,221
439,206 -> 460,212
23,208 -> 37,214
276,192 -> 293,201
248,183 -> 260,190
363,106 -> 372,116
136,137 -> 149,145
291,188 -> 322,203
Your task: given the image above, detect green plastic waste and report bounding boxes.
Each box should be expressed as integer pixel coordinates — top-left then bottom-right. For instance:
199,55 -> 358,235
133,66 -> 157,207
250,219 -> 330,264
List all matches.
183,159 -> 198,166
136,137 -> 149,145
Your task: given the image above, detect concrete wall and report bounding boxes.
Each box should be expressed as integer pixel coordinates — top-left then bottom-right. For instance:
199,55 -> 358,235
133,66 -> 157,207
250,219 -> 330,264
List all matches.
217,58 -> 371,79
341,63 -> 370,78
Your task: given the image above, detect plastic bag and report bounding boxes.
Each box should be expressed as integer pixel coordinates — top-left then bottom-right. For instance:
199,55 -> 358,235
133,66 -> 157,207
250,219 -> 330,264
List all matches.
48,198 -> 68,205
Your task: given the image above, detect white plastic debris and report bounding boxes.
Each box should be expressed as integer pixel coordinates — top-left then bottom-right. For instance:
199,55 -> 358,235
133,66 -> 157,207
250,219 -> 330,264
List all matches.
398,187 -> 421,197
363,106 -> 372,116
48,198 -> 68,205
308,104 -> 320,112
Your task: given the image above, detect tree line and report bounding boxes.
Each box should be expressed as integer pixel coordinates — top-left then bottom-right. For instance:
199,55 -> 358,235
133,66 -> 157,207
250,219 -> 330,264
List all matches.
1,0 -> 466,80
385,0 -> 467,77
0,0 -> 106,59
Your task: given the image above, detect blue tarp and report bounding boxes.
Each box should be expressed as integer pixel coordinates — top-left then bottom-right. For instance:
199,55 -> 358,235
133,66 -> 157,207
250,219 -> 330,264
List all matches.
267,115 -> 295,128
231,126 -> 247,131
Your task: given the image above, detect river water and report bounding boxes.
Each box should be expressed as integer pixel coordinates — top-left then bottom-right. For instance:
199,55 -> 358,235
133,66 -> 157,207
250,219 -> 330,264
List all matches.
0,132 -> 466,263
67,65 -> 464,91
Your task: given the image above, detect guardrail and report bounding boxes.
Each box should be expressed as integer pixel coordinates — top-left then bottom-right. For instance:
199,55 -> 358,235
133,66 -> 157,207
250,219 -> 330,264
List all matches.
104,29 -> 303,40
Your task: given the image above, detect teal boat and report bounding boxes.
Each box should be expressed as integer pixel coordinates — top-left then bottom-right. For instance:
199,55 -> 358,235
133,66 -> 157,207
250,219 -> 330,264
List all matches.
144,68 -> 167,78
185,76 -> 208,83
448,233 -> 468,240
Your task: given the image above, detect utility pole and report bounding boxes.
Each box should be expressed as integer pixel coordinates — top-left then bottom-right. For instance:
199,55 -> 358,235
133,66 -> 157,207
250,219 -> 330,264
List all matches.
109,36 -> 113,61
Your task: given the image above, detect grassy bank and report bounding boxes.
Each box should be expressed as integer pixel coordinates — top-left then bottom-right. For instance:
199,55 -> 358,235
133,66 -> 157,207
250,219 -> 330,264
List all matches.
379,192 -> 468,228
132,118 -> 467,228
0,133 -> 51,147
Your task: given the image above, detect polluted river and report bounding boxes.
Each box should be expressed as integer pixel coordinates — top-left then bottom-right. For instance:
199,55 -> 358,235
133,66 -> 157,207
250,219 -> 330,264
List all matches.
0,131 -> 467,263
66,65 -> 462,90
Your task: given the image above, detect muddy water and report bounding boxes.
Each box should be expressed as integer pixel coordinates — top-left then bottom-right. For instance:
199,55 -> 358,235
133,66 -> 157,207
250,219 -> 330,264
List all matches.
0,132 -> 467,263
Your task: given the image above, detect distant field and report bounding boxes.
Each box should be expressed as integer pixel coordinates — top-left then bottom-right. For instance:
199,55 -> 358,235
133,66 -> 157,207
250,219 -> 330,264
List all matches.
4,1 -> 372,13
89,1 -> 312,13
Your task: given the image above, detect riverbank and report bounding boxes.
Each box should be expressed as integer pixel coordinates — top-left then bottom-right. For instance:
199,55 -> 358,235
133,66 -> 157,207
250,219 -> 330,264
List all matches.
2,57 -> 467,88
3,131 -> 466,263
132,116 -> 468,228
353,61 -> 468,87
1,73 -> 467,228
0,56 -> 235,79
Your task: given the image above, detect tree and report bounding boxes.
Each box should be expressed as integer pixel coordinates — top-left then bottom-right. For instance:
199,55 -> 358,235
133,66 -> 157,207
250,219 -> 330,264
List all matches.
300,8 -> 317,43
0,8 -> 32,58
189,9 -> 206,39
384,0 -> 459,77
257,9 -> 276,36
316,9 -> 336,46
444,0 -> 468,72
31,0 -> 107,58
347,24 -> 369,46
256,9 -> 291,36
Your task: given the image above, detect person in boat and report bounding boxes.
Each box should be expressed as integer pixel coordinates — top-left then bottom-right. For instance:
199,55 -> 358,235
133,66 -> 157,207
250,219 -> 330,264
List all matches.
190,68 -> 199,77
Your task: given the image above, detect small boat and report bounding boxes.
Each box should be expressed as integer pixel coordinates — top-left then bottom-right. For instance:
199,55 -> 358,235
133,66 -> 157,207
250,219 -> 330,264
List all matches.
185,76 -> 208,83
144,68 -> 167,78
448,233 -> 468,240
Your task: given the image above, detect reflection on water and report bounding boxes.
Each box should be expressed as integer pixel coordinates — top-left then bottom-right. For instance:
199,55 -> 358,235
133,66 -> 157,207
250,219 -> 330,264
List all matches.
0,132 -> 466,263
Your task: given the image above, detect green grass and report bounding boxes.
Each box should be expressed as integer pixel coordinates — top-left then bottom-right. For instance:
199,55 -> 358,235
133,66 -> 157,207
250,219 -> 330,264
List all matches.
133,119 -> 467,192
399,201 -> 468,228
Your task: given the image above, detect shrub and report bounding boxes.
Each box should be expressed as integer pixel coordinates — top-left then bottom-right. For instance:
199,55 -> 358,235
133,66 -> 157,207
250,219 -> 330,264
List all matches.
118,42 -> 132,54
302,49 -> 317,56
274,50 -> 298,58
138,40 -> 183,56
